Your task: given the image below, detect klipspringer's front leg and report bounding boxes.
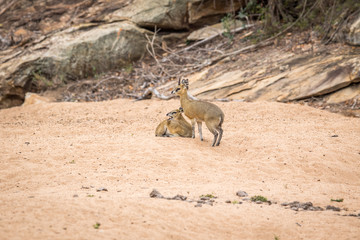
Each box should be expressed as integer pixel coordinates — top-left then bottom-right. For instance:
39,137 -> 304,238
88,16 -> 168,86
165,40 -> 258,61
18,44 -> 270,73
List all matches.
191,118 -> 196,138
197,121 -> 203,141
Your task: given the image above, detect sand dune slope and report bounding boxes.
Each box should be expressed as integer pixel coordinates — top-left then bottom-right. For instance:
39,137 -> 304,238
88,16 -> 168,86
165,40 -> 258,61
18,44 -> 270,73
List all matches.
0,99 -> 359,239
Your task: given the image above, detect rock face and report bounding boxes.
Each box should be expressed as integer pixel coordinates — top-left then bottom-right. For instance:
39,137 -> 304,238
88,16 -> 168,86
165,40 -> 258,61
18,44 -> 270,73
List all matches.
0,0 -> 131,51
0,0 -> 244,108
178,52 -> 360,105
0,22 -> 149,108
0,0 -> 359,110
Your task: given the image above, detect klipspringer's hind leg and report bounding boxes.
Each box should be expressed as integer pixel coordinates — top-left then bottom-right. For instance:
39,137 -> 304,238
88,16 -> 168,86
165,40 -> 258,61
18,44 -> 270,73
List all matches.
215,127 -> 223,146
197,121 -> 203,141
211,130 -> 218,147
163,126 -> 169,137
190,119 -> 196,138
206,126 -> 218,147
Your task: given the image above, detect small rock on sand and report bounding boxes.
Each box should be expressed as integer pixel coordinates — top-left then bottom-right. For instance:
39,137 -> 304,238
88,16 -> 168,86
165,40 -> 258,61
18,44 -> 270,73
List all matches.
236,191 -> 248,197
150,189 -> 164,198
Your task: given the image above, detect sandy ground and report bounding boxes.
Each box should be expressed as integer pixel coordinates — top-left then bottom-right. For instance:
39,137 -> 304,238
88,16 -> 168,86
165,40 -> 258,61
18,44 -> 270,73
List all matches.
0,98 -> 360,240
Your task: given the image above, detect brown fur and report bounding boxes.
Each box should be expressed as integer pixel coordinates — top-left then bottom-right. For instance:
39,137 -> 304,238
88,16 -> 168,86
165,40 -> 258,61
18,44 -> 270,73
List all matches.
171,79 -> 224,146
155,108 -> 192,138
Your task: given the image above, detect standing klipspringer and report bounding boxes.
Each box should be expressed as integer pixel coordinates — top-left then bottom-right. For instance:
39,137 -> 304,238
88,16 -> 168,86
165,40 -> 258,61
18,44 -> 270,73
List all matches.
171,78 -> 224,146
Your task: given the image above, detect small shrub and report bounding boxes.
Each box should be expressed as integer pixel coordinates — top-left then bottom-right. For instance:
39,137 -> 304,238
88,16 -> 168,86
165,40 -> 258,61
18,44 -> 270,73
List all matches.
221,14 -> 235,41
93,222 -> 101,229
200,194 -> 217,199
251,195 -> 268,202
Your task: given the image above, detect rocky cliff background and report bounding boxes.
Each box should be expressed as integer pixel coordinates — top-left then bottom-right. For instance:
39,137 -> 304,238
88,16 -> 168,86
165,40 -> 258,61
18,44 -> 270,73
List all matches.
1,0 -> 360,116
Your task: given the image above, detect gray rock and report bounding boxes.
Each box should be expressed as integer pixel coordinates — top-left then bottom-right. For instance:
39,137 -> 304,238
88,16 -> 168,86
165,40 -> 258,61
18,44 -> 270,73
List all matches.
301,202 -> 313,210
159,51 -> 360,107
106,0 -> 243,30
187,0 -> 242,25
96,187 -> 108,192
106,0 -> 188,30
236,191 -> 248,197
0,22 -> 149,108
291,206 -> 299,211
169,195 -> 187,201
187,20 -> 245,41
326,205 -> 341,212
284,201 -> 324,211
200,196 -> 210,201
150,189 -> 164,198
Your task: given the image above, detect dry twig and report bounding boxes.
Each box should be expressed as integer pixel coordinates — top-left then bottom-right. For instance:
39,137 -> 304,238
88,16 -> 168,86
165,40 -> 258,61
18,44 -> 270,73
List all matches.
134,87 -> 175,101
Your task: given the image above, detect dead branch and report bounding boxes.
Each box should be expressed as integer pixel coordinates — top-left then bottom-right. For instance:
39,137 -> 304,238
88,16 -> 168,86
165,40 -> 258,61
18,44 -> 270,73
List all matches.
351,99 -> 358,109
93,76 -> 123,89
145,27 -> 172,78
135,87 -> 175,101
0,0 -> 16,17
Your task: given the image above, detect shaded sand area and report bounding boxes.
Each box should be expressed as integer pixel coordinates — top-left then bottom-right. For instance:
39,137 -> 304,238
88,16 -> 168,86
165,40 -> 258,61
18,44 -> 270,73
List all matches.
1,99 -> 359,239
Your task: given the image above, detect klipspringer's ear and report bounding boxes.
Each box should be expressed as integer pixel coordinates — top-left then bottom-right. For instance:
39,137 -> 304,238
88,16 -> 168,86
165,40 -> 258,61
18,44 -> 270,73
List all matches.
178,77 -> 181,85
181,78 -> 188,85
179,107 -> 184,112
182,79 -> 189,89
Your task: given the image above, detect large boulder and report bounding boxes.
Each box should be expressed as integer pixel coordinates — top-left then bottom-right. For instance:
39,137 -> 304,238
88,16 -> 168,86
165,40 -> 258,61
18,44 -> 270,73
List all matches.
0,0 -> 131,51
106,0 -> 188,30
0,21 -> 149,108
106,0 -> 242,30
159,50 -> 360,106
187,20 -> 245,41
189,54 -> 360,103
187,0 -> 242,26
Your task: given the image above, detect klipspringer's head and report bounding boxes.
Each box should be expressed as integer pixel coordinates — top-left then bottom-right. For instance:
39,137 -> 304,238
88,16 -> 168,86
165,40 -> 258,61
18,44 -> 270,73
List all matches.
171,78 -> 189,95
166,108 -> 182,119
